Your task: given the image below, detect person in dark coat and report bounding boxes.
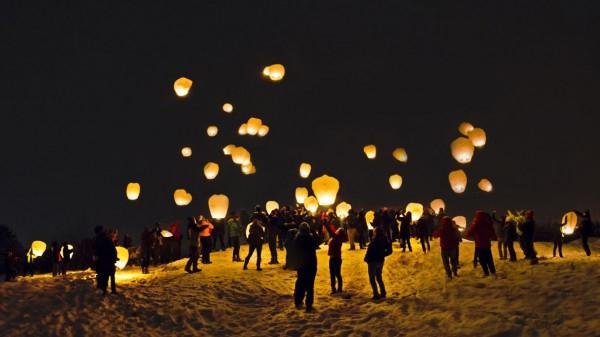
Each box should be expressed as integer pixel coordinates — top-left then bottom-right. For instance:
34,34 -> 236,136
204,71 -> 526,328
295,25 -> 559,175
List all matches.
152,223 -> 162,265
184,217 -> 201,273
326,224 -> 348,294
140,227 -> 152,274
466,211 -> 497,276
433,217 -> 460,280
293,222 -> 320,312
4,249 -> 17,281
519,210 -> 538,265
244,219 -> 265,271
575,210 -> 593,256
227,212 -> 243,262
357,209 -> 368,249
492,211 -> 515,261
398,211 -> 413,252
94,226 -> 118,295
346,209 -> 359,250
284,228 -> 299,270
60,242 -> 72,275
491,212 -> 507,260
364,227 -> 392,300
212,218 -> 227,252
50,241 -> 60,277
553,221 -> 564,258
416,213 -> 432,253
267,209 -> 281,264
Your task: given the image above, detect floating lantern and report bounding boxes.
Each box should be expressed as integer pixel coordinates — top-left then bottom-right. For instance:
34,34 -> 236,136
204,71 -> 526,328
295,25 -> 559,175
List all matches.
450,137 -> 474,164
478,178 -> 493,192
449,170 -> 468,194
223,144 -> 236,155
304,196 -> 319,214
173,189 -> 192,206
266,201 -> 279,214
295,187 -> 309,204
208,194 -> 229,220
181,147 -> 192,158
126,182 -> 141,201
299,163 -> 312,178
222,103 -> 233,113
160,230 -> 173,238
173,77 -> 192,97
363,144 -> 377,159
405,203 -> 424,222
336,202 -> 352,219
258,125 -> 270,137
238,124 -> 248,135
392,148 -> 408,163
231,146 -> 251,165
246,117 -> 263,136
203,162 -> 219,180
365,210 -> 375,230
263,64 -> 285,81
430,199 -> 446,214
311,174 -> 340,206
468,128 -> 487,148
458,122 -> 474,136
453,216 -> 467,232
115,246 -> 129,270
389,174 -> 403,190
561,212 -> 578,235
31,241 -> 46,257
60,244 -> 74,259
241,162 -> 256,175
206,126 -> 218,137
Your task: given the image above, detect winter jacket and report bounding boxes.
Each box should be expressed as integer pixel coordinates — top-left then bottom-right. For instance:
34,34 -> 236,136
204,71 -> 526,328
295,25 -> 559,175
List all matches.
326,224 -> 348,258
199,221 -> 214,237
416,217 -> 432,237
364,235 -> 392,263
466,211 -> 497,248
227,218 -> 243,238
294,230 -> 319,270
247,222 -> 265,246
433,217 -> 461,250
399,215 -> 412,237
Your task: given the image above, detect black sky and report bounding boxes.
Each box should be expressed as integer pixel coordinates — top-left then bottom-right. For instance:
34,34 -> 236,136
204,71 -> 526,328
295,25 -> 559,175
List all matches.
1,1 -> 599,244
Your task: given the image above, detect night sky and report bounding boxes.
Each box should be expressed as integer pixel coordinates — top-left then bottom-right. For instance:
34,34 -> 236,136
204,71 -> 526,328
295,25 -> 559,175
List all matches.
2,2 -> 599,245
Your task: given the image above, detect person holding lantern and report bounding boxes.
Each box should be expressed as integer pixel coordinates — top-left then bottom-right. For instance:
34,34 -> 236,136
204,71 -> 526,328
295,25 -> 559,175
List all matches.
574,210 -> 593,256
466,211 -> 497,277
243,218 -> 265,271
293,222 -> 320,312
325,222 -> 348,294
364,227 -> 393,300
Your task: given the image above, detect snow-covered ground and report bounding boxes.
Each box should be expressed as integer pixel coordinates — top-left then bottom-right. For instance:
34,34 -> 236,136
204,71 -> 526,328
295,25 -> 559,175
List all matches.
2,239 -> 599,337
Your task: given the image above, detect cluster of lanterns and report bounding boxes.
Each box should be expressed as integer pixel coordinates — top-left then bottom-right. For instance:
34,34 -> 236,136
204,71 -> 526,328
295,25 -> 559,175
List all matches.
239,117 -> 270,137
361,144 -> 409,190
448,121 -> 492,194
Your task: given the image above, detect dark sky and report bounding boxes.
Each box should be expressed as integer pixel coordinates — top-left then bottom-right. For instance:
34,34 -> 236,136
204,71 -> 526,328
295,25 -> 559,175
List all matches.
1,1 -> 599,244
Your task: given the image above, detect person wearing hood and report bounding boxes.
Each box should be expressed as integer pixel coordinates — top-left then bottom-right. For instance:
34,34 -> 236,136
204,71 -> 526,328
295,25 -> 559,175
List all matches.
364,227 -> 392,300
433,217 -> 460,280
466,211 -> 497,276
293,222 -> 320,312
326,223 -> 348,294
575,210 -> 593,256
519,210 -> 538,265
244,219 -> 265,271
185,217 -> 201,273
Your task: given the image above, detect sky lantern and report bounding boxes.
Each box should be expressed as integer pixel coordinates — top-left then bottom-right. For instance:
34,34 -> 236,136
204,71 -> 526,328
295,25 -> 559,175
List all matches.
450,137 -> 474,164
238,124 -> 248,136
392,147 -> 408,163
388,174 -> 403,190
405,203 -> 424,222
311,174 -> 340,206
430,199 -> 446,214
365,210 -> 375,230
263,64 -> 285,81
246,117 -> 263,136
363,144 -> 377,159
241,162 -> 256,175
181,147 -> 192,158
126,182 -> 140,201
453,216 -> 467,232
222,103 -> 233,113
31,241 -> 46,257
478,178 -> 493,192
206,126 -> 219,137
299,163 -> 312,178
336,202 -> 352,219
115,246 -> 129,270
160,230 -> 173,238
266,201 -> 279,214
231,146 -> 251,165
304,196 -> 319,214
295,187 -> 308,204
468,128 -> 487,148
173,77 -> 192,97
561,211 -> 578,235
203,162 -> 219,180
458,122 -> 474,136
60,244 -> 74,259
223,144 -> 236,155
208,194 -> 229,219
258,125 -> 270,137
449,169 -> 468,193
173,189 -> 192,206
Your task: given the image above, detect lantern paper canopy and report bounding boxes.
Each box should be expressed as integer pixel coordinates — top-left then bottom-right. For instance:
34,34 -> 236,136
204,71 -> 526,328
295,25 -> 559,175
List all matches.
478,178 -> 493,192
60,244 -> 74,259
468,128 -> 487,148
561,211 -> 578,235
430,199 -> 446,214
126,182 -> 141,201
231,146 -> 251,165
206,126 -> 219,137
208,194 -> 229,220
365,210 -> 375,230
266,201 -> 279,214
238,124 -> 248,136
263,64 -> 285,81
363,144 -> 377,159
458,122 -> 475,136
115,246 -> 129,270
450,137 -> 474,164
453,216 -> 467,232
392,148 -> 408,163
389,174 -> 403,190
258,125 -> 270,137
299,163 -> 312,178
304,196 -> 319,214
222,103 -> 233,113
223,144 -> 236,155
449,170 -> 468,194
181,147 -> 192,158
203,162 -> 219,180
405,203 -> 424,222
295,187 -> 309,204
174,189 -> 192,206
173,77 -> 193,97
241,163 -> 256,175
31,241 -> 47,257
160,230 -> 173,238
336,202 -> 352,219
311,175 -> 340,206
246,118 -> 263,136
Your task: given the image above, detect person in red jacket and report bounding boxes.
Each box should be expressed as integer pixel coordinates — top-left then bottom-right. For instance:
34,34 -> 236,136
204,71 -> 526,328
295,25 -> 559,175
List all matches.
326,223 -> 348,294
466,211 -> 497,277
433,216 -> 460,280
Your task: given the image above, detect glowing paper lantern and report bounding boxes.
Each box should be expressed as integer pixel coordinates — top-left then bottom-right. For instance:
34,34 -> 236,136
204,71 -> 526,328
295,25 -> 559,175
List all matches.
458,122 -> 474,136
181,147 -> 192,158
478,178 -> 493,192
231,146 -> 251,165
449,170 -> 468,194
430,199 -> 446,214
223,144 -> 236,155
336,202 -> 352,219
392,148 -> 408,162
208,194 -> 229,220
31,241 -> 46,257
405,203 -> 424,222
299,163 -> 312,178
174,189 -> 192,206
266,201 -> 279,214
295,187 -> 309,204
258,125 -> 270,137
365,210 -> 375,230
453,216 -> 467,232
203,162 -> 219,180
173,77 -> 193,97
115,246 -> 129,270
222,103 -> 233,113
60,244 -> 74,259
246,117 -> 263,136
238,124 -> 248,136
160,230 -> 173,238
241,163 -> 256,175
126,182 -> 141,201
263,64 -> 285,81
206,126 -> 218,137
363,144 -> 377,159
304,196 -> 319,214
389,174 -> 403,190
561,211 -> 578,235
468,128 -> 487,148
450,137 -> 474,164
311,175 -> 340,206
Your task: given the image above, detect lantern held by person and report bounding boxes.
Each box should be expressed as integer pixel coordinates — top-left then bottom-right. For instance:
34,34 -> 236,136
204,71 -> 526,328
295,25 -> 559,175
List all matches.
561,212 -> 578,235
208,194 -> 229,220
126,182 -> 141,201
266,201 -> 279,214
365,210 -> 375,230
453,216 -> 467,232
336,202 -> 352,219
60,244 -> 74,259
31,241 -> 47,257
304,196 -> 319,214
160,230 -> 173,238
311,175 -> 340,206
295,187 -> 309,204
430,199 -> 446,214
449,170 -> 468,193
115,246 -> 129,270
405,203 -> 424,222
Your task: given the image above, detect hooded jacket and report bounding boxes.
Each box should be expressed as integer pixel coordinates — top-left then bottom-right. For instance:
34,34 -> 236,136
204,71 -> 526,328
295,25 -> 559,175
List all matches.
433,216 -> 461,250
466,211 -> 496,248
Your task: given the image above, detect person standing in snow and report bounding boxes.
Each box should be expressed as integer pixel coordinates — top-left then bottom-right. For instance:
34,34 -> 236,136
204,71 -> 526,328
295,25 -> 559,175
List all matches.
553,220 -> 565,258
416,213 -> 431,253
243,219 -> 265,271
227,212 -> 243,262
50,241 -> 60,277
325,223 -> 348,294
398,211 -> 413,252
574,210 -> 593,256
293,222 -> 320,312
466,211 -> 497,277
491,211 -> 507,260
364,227 -> 392,300
433,217 -> 460,280
94,225 -> 118,295
60,242 -> 72,275
519,210 -> 538,265
184,217 -> 201,273
284,228 -> 299,270
266,209 -> 281,265
140,227 -> 152,274
198,216 -> 214,264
